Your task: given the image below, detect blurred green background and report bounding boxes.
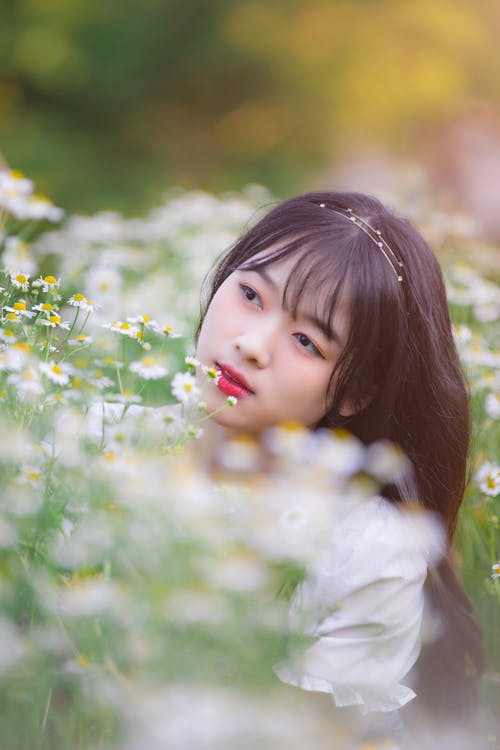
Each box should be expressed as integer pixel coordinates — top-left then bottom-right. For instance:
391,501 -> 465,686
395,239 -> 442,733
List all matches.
2,0 -> 500,219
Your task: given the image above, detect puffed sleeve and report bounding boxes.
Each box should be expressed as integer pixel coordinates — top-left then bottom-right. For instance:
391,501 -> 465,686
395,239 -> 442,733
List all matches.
273,495 -> 445,714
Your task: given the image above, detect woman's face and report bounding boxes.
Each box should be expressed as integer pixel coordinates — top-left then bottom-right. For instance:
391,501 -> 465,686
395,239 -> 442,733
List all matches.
195,253 -> 351,436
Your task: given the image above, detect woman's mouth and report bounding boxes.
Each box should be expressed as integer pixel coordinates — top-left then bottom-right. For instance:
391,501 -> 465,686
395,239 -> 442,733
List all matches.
216,362 -> 254,399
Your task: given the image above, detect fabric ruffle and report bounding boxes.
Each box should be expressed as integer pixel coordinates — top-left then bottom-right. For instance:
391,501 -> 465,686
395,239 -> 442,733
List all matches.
273,661 -> 416,715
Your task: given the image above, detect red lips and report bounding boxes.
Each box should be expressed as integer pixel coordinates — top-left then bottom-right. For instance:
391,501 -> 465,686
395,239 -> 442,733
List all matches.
216,362 -> 254,399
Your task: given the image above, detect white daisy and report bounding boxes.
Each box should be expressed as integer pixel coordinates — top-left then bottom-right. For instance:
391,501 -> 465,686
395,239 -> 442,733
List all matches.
452,324 -> 473,347
67,294 -> 98,312
68,334 -> 93,346
107,390 -> 142,405
163,325 -> 182,339
39,361 -> 72,386
2,237 -> 36,275
0,169 -> 33,198
32,275 -> 61,293
7,366 -> 44,395
202,364 -> 220,382
129,356 -> 168,380
32,302 -> 58,316
3,301 -> 36,319
476,461 -> 500,497
485,392 -> 500,420
0,343 -> 31,371
0,328 -> 17,344
102,321 -> 141,340
88,370 -> 114,390
22,195 -> 63,222
171,371 -> 200,405
127,314 -> 161,332
185,356 -> 200,370
38,314 -> 70,330
8,271 -> 30,291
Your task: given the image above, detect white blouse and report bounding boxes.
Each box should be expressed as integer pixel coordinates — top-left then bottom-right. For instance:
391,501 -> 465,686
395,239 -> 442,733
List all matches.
273,494 -> 445,715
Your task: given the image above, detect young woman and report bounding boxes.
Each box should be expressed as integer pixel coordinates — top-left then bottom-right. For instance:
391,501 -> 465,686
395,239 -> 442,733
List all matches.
194,191 -> 484,727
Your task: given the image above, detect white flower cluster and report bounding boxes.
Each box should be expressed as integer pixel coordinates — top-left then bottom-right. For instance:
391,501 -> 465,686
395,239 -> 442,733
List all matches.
476,461 -> 500,498
0,169 -> 63,222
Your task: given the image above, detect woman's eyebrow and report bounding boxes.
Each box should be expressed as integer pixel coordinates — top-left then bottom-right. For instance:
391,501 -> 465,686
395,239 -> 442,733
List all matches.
303,312 -> 342,345
251,266 -> 278,289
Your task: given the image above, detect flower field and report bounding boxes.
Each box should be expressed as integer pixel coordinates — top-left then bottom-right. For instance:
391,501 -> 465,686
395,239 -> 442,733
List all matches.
0,169 -> 499,748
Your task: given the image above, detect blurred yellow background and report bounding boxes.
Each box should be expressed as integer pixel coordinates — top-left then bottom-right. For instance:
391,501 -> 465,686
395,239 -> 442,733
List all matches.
1,0 -> 500,231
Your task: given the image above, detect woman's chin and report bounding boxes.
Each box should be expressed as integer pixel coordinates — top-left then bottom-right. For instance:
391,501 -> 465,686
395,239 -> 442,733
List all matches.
206,405 -> 264,436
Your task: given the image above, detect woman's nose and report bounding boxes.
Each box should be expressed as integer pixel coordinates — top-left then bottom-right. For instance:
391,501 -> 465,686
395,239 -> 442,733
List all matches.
234,318 -> 278,368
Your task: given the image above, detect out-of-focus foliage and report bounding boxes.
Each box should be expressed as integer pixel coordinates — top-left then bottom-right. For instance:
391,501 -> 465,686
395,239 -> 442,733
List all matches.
1,0 -> 500,213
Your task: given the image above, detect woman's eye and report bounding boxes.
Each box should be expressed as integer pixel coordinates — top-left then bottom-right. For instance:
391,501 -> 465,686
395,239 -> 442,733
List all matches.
294,333 -> 322,356
239,284 -> 261,306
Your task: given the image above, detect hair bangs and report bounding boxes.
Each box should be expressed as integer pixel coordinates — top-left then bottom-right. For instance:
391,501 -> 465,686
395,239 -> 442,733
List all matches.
242,236 -> 352,344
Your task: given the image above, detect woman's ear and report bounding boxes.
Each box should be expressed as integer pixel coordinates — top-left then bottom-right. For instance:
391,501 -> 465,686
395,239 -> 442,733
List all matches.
338,397 -> 360,417
339,387 -> 376,417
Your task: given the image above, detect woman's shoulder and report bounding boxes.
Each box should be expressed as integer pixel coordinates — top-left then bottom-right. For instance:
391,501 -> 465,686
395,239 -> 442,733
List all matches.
314,494 -> 446,586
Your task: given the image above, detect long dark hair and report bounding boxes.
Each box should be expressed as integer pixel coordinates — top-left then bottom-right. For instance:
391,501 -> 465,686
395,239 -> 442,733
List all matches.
197,191 -> 484,716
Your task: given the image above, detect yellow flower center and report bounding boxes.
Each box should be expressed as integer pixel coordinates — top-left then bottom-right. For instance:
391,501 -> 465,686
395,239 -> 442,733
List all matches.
73,293 -> 85,302
76,654 -> 89,668
183,383 -> 193,392
104,452 -> 116,462
76,334 -> 86,340
13,301 -> 27,311
5,313 -> 18,320
142,357 -> 156,366
44,275 -> 57,284
49,315 -> 62,324
333,428 -> 352,440
281,420 -> 304,432
120,322 -> 130,330
32,193 -> 51,204
41,303 -> 53,311
164,326 -> 173,333
27,471 -> 41,481
15,274 -> 27,284
51,364 -> 63,375
136,330 -> 143,339
11,170 -> 24,179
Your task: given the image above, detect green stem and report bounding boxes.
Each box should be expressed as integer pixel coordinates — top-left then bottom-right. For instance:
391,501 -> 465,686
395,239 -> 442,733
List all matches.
55,307 -> 80,351
76,310 -> 91,337
41,688 -> 52,732
116,364 -> 124,395
58,343 -> 91,364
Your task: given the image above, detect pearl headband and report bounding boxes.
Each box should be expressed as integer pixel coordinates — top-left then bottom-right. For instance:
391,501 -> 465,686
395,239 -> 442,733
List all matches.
319,203 -> 404,283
